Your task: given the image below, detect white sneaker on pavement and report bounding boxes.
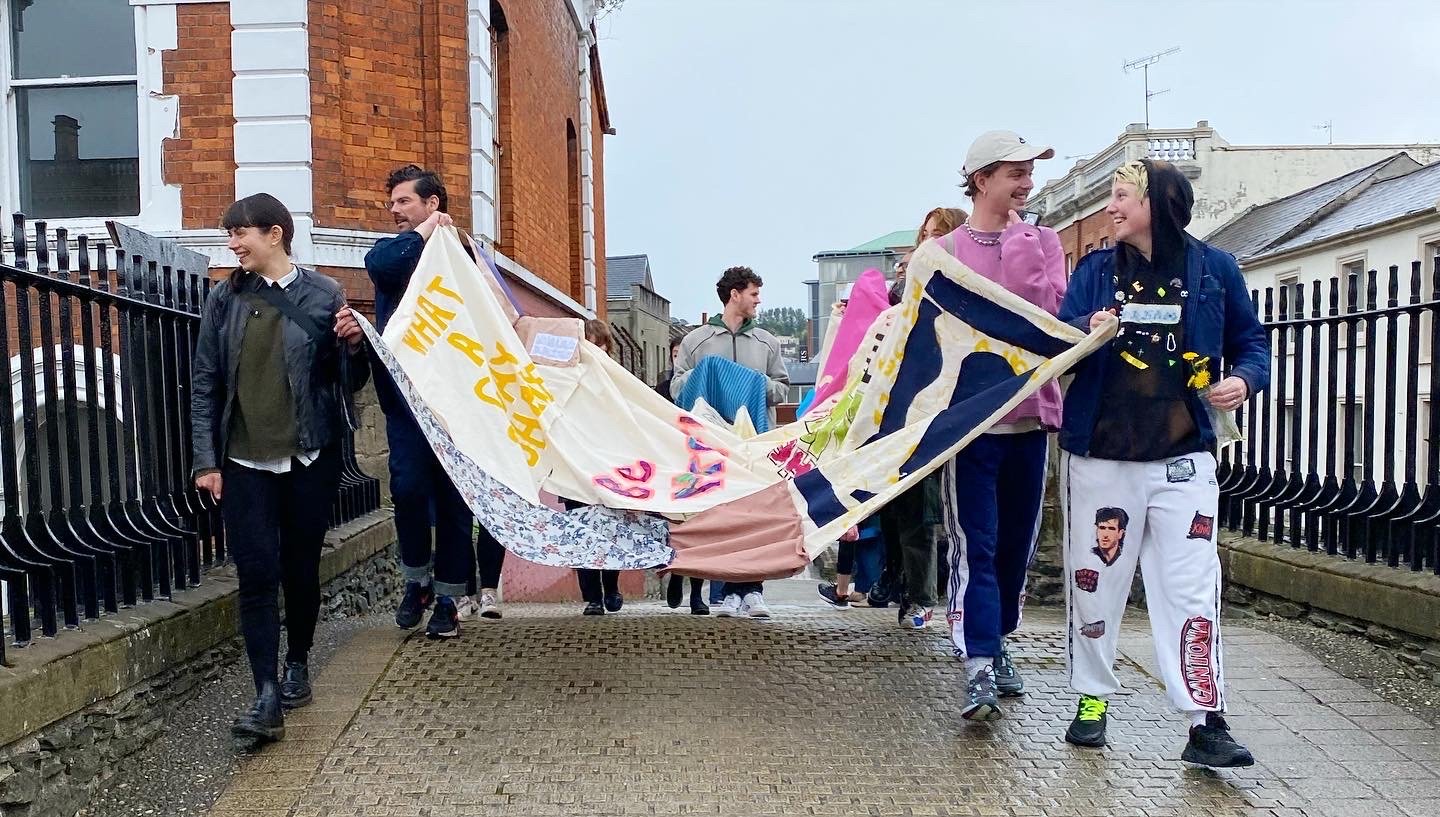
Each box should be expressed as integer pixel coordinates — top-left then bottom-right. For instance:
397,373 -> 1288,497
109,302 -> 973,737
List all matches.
741,592 -> 771,619
455,594 -> 482,621
478,588 -> 502,619
715,594 -> 743,617
902,605 -> 933,630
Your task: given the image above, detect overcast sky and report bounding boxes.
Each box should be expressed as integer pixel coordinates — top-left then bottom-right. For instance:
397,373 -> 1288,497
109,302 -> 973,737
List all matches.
597,0 -> 1440,324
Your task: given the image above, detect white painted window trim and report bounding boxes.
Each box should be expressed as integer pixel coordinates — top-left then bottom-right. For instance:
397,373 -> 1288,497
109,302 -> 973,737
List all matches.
0,2 -> 181,235
468,0 -> 498,247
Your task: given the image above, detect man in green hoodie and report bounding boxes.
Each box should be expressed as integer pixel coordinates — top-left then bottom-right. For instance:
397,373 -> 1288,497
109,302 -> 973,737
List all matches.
672,266 -> 790,617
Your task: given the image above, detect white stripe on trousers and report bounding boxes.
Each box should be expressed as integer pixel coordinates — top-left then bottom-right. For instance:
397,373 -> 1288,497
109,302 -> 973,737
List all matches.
939,450 -> 1047,660
1062,451 -> 1227,713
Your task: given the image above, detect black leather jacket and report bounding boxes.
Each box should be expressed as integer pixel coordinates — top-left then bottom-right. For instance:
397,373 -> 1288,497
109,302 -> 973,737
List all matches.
190,267 -> 370,476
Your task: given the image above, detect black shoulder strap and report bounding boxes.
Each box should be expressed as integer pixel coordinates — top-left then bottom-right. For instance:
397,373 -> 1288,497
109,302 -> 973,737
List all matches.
252,278 -> 331,342
250,276 -> 361,431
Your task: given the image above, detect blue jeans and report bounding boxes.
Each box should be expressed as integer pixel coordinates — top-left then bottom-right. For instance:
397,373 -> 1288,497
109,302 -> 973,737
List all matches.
386,410 -> 475,597
851,535 -> 884,593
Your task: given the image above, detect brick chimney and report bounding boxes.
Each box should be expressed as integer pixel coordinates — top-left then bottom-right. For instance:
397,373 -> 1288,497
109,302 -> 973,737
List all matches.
53,115 -> 79,162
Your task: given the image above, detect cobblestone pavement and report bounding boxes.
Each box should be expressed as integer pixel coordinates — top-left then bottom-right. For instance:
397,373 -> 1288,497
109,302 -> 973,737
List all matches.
206,581 -> 1440,817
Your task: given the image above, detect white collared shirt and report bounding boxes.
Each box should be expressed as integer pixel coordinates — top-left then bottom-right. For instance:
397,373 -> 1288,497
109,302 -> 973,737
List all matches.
228,265 -> 322,474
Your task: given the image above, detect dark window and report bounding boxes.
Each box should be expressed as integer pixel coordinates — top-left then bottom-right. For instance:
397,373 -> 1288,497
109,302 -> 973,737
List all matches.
11,0 -> 139,217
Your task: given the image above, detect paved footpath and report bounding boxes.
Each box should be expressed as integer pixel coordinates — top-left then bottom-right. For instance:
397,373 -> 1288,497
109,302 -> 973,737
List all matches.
203,580 -> 1439,817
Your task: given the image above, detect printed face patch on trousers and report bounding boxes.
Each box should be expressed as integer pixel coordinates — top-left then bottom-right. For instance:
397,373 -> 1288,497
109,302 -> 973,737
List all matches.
1181,616 -> 1218,707
1187,512 -> 1215,541
1080,620 -> 1106,639
1074,569 -> 1099,593
1166,457 -> 1196,483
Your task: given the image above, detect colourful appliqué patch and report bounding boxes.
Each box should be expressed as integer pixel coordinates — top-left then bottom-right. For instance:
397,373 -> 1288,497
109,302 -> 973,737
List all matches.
1080,620 -> 1106,639
1074,569 -> 1099,593
1187,512 -> 1215,541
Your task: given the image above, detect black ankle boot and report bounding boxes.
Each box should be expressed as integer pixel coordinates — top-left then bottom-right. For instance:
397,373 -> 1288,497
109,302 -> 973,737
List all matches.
232,682 -> 285,744
280,661 -> 312,709
666,574 -> 684,609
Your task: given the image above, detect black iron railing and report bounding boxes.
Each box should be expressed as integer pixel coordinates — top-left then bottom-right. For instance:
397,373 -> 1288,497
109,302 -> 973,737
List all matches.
0,215 -> 380,665
1220,256 -> 1440,574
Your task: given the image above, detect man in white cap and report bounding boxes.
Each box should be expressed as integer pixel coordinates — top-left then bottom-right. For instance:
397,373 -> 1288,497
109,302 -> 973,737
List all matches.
933,130 -> 1067,721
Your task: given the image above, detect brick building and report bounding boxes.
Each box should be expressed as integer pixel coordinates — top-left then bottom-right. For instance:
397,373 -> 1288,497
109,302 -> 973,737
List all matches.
0,0 -> 611,319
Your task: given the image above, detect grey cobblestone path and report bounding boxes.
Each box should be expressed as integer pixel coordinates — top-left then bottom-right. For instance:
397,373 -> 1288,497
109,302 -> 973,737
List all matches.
209,581 -> 1439,817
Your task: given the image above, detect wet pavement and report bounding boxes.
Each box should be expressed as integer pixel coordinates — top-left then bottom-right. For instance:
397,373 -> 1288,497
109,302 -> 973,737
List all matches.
184,579 -> 1439,817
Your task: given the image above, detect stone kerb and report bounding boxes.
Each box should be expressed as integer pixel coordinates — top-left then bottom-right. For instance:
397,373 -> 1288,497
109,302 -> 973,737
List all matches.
0,511 -> 396,751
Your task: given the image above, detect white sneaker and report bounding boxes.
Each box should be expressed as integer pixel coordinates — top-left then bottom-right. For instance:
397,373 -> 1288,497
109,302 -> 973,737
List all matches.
715,594 -> 743,617
478,588 -> 502,620
740,592 -> 771,619
455,594 -> 482,621
901,605 -> 933,630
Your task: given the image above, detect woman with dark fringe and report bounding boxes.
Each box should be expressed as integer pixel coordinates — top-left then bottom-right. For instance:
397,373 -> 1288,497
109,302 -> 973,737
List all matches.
191,193 -> 369,746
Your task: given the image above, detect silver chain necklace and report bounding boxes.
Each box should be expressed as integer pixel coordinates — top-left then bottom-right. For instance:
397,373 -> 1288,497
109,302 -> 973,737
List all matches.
963,222 -> 1001,247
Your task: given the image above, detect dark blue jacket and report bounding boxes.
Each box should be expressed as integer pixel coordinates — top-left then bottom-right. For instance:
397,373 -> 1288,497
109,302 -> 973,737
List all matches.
1056,238 -> 1270,457
365,230 -> 426,335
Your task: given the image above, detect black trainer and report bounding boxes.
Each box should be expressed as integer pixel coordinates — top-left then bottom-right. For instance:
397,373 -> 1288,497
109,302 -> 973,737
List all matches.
666,575 -> 684,608
817,582 -> 850,608
604,592 -> 624,613
426,596 -> 460,639
1064,695 -> 1109,748
395,580 -> 434,629
1182,712 -> 1255,768
582,601 -> 605,615
994,642 -> 1024,697
232,682 -> 285,744
279,661 -> 312,709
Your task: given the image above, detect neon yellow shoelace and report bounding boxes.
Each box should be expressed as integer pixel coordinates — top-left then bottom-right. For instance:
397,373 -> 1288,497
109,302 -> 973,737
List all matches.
1077,696 -> 1108,722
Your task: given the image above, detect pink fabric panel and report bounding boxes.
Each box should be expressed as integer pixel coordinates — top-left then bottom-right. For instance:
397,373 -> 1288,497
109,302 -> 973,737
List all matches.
806,268 -> 890,415
666,483 -> 809,581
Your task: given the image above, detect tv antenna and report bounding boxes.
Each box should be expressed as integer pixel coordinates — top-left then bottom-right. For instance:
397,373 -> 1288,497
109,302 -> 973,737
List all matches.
1123,47 -> 1180,129
1315,120 -> 1333,144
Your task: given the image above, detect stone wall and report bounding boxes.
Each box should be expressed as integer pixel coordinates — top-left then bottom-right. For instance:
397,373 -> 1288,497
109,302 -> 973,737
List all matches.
1223,583 -> 1440,686
0,524 -> 399,817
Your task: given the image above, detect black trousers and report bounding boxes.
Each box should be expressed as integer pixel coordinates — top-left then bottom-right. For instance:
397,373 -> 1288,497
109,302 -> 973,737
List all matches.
222,447 -> 341,694
467,524 -> 507,593
576,569 -> 619,603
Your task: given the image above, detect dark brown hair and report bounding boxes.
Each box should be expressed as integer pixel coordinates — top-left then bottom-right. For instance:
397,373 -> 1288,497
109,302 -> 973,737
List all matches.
716,266 -> 762,306
220,193 -> 294,284
386,164 -> 448,213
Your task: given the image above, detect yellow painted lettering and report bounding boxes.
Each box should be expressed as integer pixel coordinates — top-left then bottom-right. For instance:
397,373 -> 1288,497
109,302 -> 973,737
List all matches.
425,275 -> 462,304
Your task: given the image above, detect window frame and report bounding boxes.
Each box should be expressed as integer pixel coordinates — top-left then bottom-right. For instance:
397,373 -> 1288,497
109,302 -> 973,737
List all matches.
1337,253 -> 1368,347
1,0 -> 143,223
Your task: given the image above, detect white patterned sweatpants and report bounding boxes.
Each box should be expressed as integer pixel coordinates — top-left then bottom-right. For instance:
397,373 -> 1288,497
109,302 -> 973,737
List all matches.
1062,451 -> 1226,713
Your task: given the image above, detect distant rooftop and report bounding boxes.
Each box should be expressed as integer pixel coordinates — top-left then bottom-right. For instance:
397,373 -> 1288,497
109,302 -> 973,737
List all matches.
1207,153 -> 1440,264
814,229 -> 912,260
605,253 -> 652,299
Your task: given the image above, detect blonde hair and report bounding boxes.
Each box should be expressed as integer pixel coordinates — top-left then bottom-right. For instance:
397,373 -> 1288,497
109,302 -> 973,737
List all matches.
915,206 -> 968,245
1113,160 -> 1149,200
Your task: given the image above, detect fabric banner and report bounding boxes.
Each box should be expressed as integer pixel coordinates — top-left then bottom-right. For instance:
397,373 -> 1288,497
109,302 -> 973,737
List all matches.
361,227 -> 1114,577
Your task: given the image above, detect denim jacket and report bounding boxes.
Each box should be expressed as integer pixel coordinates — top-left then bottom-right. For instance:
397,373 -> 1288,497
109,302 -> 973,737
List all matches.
1055,238 -> 1270,457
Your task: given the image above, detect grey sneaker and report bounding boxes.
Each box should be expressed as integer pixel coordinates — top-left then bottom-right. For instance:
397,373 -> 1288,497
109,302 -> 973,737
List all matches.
994,642 -> 1024,697
961,667 -> 1002,721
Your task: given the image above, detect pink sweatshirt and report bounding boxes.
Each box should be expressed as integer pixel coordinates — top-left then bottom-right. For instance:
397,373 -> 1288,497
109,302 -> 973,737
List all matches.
936,222 -> 1067,430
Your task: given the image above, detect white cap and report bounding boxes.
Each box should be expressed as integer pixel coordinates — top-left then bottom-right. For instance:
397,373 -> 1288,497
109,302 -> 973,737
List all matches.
961,130 -> 1055,177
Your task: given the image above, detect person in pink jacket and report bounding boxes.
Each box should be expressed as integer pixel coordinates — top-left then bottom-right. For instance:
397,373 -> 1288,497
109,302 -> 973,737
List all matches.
933,130 -> 1067,721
